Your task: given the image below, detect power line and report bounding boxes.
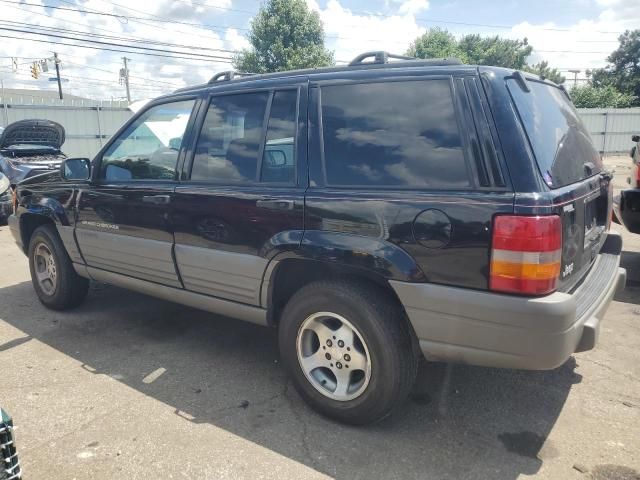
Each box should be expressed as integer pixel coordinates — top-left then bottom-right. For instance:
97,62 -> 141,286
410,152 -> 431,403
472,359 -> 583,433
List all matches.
2,0 -> 623,50
0,20 -> 237,55
0,26 -> 234,61
0,33 -> 235,63
121,0 -> 628,36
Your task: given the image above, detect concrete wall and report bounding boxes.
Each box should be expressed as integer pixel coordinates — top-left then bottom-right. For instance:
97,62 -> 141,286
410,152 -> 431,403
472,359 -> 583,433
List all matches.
0,95 -> 132,159
577,108 -> 640,154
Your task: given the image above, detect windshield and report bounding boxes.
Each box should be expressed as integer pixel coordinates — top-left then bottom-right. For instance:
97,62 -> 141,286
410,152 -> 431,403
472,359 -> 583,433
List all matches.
507,78 -> 602,188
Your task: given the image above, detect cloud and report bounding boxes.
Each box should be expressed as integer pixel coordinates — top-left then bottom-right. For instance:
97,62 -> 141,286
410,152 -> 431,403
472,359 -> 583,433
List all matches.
309,0 -> 427,62
397,0 -> 429,15
0,0 -> 239,100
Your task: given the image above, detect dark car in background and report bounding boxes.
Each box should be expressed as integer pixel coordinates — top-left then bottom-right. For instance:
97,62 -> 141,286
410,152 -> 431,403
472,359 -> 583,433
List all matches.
0,408 -> 21,480
8,52 -> 626,424
0,119 -> 66,184
614,134 -> 640,233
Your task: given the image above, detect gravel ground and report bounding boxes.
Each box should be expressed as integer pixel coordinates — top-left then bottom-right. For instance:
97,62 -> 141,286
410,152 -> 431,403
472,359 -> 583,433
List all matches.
0,157 -> 638,480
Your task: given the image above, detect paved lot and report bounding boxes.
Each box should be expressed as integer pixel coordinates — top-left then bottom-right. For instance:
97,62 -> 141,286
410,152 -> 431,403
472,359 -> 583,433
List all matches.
1,157 -> 639,479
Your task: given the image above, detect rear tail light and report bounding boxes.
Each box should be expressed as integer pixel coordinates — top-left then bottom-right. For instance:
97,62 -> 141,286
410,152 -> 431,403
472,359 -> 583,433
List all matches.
490,215 -> 562,295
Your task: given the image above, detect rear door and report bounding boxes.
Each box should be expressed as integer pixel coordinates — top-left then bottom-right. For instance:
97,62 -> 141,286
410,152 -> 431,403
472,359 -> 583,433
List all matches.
170,84 -> 307,306
75,98 -> 197,287
506,78 -> 611,289
305,72 -> 514,290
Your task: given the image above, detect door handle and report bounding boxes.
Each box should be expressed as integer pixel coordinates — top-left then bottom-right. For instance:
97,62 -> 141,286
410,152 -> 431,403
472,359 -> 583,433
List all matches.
256,199 -> 295,210
142,195 -> 171,205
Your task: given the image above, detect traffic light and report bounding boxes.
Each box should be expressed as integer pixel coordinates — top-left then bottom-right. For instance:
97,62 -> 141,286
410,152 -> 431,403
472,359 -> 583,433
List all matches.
30,62 -> 40,79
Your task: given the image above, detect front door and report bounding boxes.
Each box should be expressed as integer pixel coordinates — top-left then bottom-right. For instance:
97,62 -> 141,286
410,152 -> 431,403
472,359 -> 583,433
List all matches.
75,98 -> 197,287
171,85 -> 307,306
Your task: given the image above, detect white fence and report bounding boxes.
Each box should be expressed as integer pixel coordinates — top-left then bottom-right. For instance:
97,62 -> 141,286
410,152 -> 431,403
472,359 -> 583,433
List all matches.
577,108 -> 640,154
0,95 -> 132,159
1,96 -> 639,158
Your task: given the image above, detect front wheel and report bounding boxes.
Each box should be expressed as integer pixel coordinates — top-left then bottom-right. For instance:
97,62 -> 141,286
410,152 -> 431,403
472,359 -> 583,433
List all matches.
28,224 -> 89,310
279,280 -> 418,425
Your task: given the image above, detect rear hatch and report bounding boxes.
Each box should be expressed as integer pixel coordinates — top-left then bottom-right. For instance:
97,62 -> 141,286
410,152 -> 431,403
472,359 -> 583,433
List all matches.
507,76 -> 611,290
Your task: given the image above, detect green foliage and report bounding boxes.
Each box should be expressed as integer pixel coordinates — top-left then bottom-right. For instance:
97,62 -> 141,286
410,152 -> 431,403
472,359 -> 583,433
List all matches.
233,0 -> 334,73
522,61 -> 565,84
589,29 -> 640,106
570,84 -> 637,108
407,28 -> 467,61
458,34 -> 532,69
407,29 -> 532,69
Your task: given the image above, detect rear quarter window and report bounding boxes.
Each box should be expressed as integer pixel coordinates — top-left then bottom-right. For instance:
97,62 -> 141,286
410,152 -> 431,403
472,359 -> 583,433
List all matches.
320,79 -> 472,189
507,78 -> 602,188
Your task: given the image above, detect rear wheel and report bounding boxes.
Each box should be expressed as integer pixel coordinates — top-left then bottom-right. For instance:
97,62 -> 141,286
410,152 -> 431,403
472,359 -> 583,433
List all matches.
279,280 -> 418,425
28,224 -> 89,310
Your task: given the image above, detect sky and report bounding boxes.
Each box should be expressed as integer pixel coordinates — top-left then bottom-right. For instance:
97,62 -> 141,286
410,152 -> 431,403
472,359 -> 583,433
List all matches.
0,0 -> 638,101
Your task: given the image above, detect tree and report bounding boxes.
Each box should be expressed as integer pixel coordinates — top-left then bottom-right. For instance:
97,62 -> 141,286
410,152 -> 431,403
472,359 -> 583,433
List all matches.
590,29 -> 640,106
233,0 -> 334,73
523,61 -> 565,84
407,29 -> 533,70
407,28 -> 467,61
458,34 -> 532,69
570,84 -> 637,108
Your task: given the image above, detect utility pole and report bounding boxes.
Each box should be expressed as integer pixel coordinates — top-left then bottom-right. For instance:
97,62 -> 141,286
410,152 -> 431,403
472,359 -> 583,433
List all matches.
568,69 -> 581,88
53,52 -> 63,99
120,57 -> 131,103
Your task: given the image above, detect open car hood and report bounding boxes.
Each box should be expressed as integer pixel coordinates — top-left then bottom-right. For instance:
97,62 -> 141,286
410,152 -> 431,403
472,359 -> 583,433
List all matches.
0,119 -> 65,149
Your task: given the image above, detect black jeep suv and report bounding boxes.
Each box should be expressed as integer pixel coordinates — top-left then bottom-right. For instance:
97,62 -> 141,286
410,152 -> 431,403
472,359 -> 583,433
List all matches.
8,52 -> 626,424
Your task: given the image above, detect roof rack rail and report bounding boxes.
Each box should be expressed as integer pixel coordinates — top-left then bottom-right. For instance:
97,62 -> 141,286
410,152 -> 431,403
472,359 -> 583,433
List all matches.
348,51 -> 464,67
207,70 -> 255,84
348,51 -> 414,66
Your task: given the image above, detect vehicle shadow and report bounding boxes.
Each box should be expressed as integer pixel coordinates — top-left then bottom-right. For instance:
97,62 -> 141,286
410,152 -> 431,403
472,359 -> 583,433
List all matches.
0,281 -> 580,480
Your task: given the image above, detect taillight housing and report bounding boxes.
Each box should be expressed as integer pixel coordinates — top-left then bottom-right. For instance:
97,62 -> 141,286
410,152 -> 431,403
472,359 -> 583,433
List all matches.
490,215 -> 562,296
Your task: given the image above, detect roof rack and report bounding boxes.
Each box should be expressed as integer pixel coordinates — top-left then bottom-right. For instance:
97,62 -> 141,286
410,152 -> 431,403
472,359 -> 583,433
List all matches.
207,70 -> 255,84
349,51 -> 414,66
348,51 -> 463,67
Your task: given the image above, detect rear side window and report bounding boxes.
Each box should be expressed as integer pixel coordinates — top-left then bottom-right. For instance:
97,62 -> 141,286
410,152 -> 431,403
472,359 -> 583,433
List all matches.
320,80 -> 470,188
261,90 -> 297,183
507,79 -> 602,188
191,89 -> 297,184
192,92 -> 269,183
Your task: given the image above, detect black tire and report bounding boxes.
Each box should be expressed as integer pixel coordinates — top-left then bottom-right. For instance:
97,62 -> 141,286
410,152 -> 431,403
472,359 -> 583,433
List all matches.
28,224 -> 89,310
279,280 -> 418,425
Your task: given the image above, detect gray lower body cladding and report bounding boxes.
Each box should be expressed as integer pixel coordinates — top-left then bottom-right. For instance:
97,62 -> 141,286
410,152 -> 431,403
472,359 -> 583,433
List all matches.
390,232 -> 626,370
75,229 -> 181,288
74,264 -> 268,326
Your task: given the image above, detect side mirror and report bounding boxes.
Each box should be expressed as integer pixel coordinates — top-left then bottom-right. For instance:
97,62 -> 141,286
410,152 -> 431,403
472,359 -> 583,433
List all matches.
632,134 -> 640,143
169,137 -> 182,150
61,158 -> 91,181
265,149 -> 287,167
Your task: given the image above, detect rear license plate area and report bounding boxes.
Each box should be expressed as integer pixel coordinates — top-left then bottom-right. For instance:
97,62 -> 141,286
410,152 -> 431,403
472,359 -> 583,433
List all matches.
584,191 -> 606,249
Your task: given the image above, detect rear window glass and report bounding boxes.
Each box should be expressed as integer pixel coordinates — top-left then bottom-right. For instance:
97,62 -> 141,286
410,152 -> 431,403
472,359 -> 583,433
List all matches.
320,80 -> 471,188
507,79 -> 602,188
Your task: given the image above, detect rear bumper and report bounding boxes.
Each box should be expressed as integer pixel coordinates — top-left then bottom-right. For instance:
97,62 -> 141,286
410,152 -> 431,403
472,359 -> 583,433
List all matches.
390,232 -> 626,370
